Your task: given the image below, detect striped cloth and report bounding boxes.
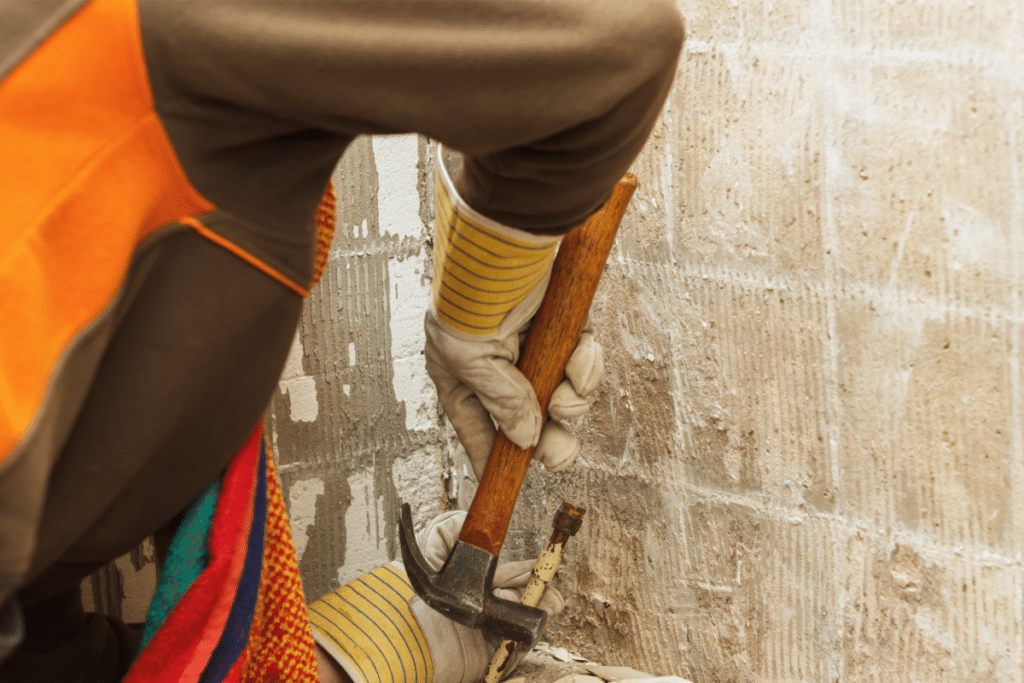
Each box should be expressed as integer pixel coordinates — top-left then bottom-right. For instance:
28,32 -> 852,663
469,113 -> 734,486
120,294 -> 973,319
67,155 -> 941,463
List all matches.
432,152 -> 558,337
124,421 -> 319,683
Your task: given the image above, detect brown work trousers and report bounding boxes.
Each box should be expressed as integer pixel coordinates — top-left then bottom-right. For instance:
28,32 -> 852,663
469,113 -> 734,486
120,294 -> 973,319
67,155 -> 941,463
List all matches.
0,1 -> 683,680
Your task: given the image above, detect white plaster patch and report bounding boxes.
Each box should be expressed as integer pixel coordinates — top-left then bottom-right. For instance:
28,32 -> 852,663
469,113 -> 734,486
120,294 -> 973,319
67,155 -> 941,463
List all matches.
338,470 -> 388,586
387,256 -> 429,361
280,377 -> 319,422
115,553 -> 157,624
616,295 -> 663,363
723,446 -> 743,483
373,135 -> 422,239
392,445 -> 445,529
868,297 -> 928,405
281,328 -> 305,379
392,354 -> 434,432
289,477 -> 325,563
373,134 -> 434,432
828,74 -> 886,127
943,200 -> 1013,280
693,132 -> 765,259
279,330 -> 319,422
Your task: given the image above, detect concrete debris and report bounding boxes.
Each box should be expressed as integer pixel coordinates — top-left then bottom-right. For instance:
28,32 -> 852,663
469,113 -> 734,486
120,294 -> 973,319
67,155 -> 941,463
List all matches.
548,672 -> 694,683
548,676 -> 603,683
526,643 -> 693,683
582,665 -> 656,680
533,642 -> 588,663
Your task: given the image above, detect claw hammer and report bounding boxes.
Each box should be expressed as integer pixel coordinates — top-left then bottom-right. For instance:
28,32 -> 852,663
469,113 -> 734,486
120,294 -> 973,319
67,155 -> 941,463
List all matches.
398,174 -> 638,644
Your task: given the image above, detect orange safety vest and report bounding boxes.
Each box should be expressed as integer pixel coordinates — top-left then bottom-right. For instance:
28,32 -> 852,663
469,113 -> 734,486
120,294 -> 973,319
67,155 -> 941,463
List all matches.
0,0 -> 215,466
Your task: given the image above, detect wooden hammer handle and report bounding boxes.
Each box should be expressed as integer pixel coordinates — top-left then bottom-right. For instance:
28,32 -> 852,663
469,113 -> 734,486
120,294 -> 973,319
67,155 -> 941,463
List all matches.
459,174 -> 638,554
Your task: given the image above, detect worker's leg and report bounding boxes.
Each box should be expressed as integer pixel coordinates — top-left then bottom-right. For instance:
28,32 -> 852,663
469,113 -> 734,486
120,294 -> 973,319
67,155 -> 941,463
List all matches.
0,227 -> 303,681
0,586 -> 139,683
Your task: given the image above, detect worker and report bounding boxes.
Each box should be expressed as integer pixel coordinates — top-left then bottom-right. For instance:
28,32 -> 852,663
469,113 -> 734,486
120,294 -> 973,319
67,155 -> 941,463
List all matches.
0,1 -> 684,681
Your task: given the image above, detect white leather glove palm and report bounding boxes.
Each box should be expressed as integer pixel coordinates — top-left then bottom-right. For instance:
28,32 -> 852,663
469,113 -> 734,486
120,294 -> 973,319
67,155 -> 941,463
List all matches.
426,147 -> 604,479
310,511 -> 563,683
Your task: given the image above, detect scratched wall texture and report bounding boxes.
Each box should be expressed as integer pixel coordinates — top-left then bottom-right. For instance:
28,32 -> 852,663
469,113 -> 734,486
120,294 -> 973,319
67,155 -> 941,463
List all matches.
88,0 -> 1024,680
568,0 -> 1024,679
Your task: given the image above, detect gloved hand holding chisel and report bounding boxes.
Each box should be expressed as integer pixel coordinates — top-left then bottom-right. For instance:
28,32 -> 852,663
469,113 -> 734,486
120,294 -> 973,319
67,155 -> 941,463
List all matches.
310,511 -> 563,683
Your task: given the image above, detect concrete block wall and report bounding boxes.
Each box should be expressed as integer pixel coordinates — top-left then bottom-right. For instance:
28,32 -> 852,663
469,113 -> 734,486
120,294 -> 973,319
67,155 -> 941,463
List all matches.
89,0 -> 1024,680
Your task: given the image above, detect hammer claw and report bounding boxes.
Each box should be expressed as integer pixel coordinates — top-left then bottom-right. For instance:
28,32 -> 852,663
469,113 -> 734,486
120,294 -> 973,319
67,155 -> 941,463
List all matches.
398,504 -> 548,645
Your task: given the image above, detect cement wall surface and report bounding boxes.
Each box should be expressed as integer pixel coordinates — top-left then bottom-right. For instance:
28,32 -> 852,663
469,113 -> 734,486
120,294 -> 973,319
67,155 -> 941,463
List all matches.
88,0 -> 1024,680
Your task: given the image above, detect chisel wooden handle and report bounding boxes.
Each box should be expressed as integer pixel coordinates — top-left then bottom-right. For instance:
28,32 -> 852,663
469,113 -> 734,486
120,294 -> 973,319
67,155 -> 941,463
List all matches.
459,174 -> 638,554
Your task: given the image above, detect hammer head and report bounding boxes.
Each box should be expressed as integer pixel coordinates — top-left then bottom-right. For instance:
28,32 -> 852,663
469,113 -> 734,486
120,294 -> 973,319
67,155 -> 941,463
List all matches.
398,504 -> 548,645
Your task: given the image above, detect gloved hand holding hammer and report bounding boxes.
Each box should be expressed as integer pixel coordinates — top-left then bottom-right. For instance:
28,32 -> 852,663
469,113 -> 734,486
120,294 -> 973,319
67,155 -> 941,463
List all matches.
425,145 -> 605,480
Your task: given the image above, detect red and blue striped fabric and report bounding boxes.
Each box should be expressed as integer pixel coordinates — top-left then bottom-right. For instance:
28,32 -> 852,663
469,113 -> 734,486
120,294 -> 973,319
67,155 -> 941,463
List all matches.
124,421 -> 320,682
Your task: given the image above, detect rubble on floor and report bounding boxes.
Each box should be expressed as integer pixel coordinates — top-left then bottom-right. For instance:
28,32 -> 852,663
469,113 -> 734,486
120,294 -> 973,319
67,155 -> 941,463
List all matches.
512,642 -> 692,683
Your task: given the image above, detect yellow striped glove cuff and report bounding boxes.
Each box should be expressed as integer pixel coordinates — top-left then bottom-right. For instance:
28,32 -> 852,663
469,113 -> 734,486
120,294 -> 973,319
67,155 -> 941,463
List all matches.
309,564 -> 435,683
433,147 -> 559,338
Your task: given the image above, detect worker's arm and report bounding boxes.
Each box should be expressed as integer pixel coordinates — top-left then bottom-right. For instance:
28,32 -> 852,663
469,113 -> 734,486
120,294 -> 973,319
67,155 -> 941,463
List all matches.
136,0 -> 683,470
137,0 -> 684,236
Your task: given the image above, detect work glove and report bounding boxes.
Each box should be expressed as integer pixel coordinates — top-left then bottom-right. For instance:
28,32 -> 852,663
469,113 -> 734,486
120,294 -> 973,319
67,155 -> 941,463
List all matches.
426,146 -> 604,479
309,511 -> 563,683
